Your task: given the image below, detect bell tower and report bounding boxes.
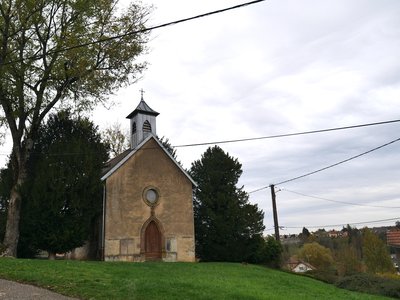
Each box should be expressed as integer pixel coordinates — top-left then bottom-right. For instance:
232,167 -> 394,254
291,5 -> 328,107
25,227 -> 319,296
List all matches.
126,91 -> 159,149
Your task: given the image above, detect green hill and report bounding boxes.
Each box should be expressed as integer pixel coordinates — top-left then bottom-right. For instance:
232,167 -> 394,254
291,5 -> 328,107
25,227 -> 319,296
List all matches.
0,259 -> 391,299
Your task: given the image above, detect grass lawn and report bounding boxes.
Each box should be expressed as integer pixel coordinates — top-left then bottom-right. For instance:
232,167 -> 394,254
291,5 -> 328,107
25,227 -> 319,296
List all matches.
0,258 -> 392,299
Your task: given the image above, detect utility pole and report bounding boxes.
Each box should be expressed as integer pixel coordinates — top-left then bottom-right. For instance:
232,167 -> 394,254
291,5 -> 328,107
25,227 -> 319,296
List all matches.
270,184 -> 280,241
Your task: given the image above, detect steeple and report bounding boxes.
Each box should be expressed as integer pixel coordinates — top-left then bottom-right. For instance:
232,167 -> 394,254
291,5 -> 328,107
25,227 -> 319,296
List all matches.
126,91 -> 159,149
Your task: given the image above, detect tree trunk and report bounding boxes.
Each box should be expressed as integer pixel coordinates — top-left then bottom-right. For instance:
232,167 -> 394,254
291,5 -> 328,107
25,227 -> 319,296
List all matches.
1,147 -> 30,258
1,181 -> 24,257
48,251 -> 56,260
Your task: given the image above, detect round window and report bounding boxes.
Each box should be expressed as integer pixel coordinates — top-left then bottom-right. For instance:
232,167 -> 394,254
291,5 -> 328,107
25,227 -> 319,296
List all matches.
143,187 -> 159,206
146,189 -> 157,203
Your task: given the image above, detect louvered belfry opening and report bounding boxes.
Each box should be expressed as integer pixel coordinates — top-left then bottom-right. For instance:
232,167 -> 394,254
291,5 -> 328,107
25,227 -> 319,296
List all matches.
143,120 -> 151,133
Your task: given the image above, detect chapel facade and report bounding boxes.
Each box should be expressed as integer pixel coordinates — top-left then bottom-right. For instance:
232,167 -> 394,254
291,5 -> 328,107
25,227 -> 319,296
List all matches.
100,97 -> 196,262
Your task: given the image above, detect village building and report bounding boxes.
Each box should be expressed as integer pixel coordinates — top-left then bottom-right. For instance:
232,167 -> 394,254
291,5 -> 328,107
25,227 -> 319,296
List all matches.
287,257 -> 316,273
387,228 -> 400,271
327,229 -> 348,238
387,228 -> 400,248
99,96 -> 196,262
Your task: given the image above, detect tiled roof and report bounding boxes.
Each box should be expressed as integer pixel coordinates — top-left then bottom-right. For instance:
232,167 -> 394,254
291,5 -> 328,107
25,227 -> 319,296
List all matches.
387,229 -> 400,246
101,149 -> 131,177
287,258 -> 316,271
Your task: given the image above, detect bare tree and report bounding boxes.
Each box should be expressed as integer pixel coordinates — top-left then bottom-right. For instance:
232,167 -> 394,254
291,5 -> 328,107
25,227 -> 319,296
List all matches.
102,122 -> 129,157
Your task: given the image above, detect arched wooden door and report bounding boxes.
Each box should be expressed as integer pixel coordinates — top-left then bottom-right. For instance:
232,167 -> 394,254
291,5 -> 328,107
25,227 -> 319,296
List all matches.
144,221 -> 162,260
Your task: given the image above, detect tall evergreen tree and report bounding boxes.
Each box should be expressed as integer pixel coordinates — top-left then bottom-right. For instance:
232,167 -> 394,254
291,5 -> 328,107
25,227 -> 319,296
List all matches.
158,136 -> 179,161
17,111 -> 109,258
189,146 -> 265,262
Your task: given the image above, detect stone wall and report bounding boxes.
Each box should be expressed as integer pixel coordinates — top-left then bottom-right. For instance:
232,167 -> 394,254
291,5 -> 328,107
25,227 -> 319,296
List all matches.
104,138 -> 195,262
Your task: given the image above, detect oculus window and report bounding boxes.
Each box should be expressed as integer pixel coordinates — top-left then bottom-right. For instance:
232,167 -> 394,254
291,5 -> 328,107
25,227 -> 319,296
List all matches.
143,186 -> 159,206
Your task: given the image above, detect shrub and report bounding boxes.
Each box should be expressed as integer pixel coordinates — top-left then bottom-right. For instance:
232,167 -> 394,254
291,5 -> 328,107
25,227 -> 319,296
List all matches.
306,267 -> 338,284
335,273 -> 400,298
264,236 -> 282,268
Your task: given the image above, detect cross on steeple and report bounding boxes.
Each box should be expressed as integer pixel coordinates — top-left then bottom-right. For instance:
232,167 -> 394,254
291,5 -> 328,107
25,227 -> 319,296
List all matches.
140,89 -> 145,101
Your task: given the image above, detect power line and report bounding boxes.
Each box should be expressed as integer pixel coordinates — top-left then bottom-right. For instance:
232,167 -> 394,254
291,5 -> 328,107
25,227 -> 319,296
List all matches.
282,188 -> 400,209
1,118 -> 399,157
281,217 -> 400,230
173,119 -> 400,148
248,185 -> 272,194
276,136 -> 400,185
0,0 -> 266,66
249,136 -> 400,193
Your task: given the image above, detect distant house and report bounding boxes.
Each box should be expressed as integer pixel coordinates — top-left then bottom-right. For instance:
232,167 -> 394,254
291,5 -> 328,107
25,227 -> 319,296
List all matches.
287,258 -> 316,273
328,230 -> 340,238
387,228 -> 400,267
327,229 -> 348,238
387,228 -> 400,247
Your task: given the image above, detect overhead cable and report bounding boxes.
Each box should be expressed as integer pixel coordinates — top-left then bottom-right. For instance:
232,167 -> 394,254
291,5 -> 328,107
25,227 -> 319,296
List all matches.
248,185 -> 272,194
276,136 -> 400,186
282,188 -> 400,209
0,0 -> 266,66
248,136 -> 400,193
1,118 -> 398,157
281,216 -> 400,229
173,119 -> 400,148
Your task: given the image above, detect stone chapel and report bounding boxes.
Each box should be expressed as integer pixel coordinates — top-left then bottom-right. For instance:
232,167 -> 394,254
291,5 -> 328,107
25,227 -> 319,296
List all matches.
100,96 -> 196,262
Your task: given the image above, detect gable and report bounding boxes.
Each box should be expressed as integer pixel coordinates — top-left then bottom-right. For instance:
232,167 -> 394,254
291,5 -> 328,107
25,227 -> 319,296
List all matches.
293,262 -> 315,272
101,135 -> 196,186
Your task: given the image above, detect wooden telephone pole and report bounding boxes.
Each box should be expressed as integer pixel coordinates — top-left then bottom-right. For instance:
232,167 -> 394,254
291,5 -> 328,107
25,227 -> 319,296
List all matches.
270,184 -> 280,241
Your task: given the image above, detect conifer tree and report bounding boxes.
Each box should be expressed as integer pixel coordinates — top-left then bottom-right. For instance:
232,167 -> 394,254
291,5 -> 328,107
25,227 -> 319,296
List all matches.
17,111 -> 108,258
189,146 -> 265,262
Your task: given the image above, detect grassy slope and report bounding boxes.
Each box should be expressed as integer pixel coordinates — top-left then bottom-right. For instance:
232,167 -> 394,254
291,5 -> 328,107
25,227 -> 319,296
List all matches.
0,259 -> 391,300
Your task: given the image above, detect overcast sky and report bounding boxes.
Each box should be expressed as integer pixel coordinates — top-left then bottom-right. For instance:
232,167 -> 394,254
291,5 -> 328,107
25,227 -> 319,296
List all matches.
3,0 -> 399,235
91,0 -> 400,235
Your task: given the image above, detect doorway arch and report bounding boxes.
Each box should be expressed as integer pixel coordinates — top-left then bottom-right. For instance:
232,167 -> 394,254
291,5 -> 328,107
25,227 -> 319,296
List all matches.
141,217 -> 164,261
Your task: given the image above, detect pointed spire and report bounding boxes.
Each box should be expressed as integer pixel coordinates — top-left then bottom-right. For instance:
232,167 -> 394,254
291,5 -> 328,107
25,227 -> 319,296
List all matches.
126,91 -> 159,119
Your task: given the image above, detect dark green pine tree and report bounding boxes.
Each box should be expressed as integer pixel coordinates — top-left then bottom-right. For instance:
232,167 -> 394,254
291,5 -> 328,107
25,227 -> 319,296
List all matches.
18,111 -> 109,258
189,146 -> 265,262
157,136 -> 181,165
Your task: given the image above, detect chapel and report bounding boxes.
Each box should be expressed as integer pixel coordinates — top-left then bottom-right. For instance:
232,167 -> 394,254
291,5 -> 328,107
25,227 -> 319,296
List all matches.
100,96 -> 196,262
